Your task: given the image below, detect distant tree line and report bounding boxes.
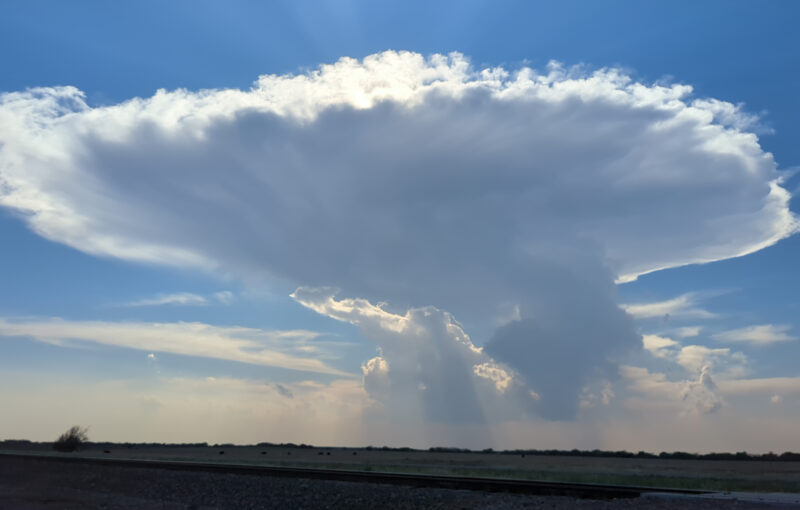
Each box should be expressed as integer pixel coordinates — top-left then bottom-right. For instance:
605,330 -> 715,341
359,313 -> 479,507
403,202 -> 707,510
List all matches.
365,445 -> 415,452
467,448 -> 800,462
2,439 -> 799,462
256,442 -> 315,449
360,445 -> 800,461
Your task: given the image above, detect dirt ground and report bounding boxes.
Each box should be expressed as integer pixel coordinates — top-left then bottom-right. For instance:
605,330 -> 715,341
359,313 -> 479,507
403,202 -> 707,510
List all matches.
0,454 -> 790,510
4,444 -> 800,493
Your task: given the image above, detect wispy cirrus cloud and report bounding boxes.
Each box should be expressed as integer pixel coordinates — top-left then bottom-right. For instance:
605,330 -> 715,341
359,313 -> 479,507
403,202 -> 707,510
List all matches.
622,293 -> 715,320
674,326 -> 702,338
713,324 -> 797,345
719,376 -> 800,396
123,292 -> 208,307
117,290 -> 236,307
0,317 -> 350,376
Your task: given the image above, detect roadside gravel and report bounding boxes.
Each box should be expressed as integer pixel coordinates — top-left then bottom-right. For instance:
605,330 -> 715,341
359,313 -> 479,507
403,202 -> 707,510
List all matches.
0,456 -> 782,509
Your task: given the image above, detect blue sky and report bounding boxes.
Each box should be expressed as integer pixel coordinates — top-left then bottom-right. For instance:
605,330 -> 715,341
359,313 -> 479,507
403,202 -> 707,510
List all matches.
1,1 -> 799,451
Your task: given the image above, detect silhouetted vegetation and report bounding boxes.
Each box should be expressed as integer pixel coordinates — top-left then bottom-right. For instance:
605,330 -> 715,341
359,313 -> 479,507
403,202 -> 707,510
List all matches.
256,442 -> 314,448
366,445 -> 413,452
52,426 -> 89,452
0,439 -> 33,448
502,448 -> 800,462
427,446 -> 472,453
1,437 -> 798,462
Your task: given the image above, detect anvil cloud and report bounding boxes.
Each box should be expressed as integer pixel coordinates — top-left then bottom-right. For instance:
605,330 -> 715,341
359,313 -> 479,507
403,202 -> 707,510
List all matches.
0,51 -> 795,420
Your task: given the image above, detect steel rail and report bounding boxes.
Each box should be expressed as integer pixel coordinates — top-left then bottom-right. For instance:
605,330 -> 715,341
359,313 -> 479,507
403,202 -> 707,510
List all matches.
0,451 -> 713,500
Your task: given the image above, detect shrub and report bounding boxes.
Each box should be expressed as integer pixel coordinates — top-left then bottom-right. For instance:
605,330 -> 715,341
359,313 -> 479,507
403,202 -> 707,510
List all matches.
53,425 -> 89,452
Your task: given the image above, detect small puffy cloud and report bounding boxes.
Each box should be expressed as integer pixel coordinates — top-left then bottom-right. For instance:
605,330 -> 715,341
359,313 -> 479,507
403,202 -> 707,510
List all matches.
676,344 -> 747,378
681,365 -> 723,415
146,352 -> 160,374
713,324 -> 798,345
642,334 -> 679,358
642,333 -> 748,379
621,364 -> 722,415
0,317 -> 347,376
622,293 -> 715,320
638,333 -> 747,414
124,292 -> 208,307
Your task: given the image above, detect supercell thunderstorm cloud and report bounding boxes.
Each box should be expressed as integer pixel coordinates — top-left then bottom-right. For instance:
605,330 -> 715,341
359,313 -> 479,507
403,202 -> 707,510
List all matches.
0,51 -> 796,422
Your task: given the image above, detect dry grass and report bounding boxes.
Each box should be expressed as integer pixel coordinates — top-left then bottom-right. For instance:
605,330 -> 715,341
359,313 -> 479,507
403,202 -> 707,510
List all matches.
6,444 -> 798,493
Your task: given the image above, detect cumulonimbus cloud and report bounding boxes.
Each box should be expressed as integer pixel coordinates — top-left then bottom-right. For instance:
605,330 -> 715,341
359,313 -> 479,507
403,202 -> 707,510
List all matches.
1,51 -> 795,420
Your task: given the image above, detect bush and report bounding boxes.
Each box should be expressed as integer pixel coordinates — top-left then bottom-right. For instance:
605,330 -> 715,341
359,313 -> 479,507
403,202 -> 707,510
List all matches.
53,425 -> 89,452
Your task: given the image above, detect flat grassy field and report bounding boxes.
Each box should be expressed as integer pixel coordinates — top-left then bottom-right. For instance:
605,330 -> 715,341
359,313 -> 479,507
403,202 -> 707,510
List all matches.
4,444 -> 800,493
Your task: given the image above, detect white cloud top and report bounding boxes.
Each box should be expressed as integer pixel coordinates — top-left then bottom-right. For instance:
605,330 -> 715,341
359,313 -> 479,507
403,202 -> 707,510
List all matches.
0,51 -> 794,300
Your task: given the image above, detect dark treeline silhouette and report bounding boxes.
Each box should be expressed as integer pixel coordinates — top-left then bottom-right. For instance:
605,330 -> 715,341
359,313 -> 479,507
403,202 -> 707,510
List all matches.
256,442 -> 315,449
2,439 -> 799,462
429,447 -> 800,462
365,445 -> 414,452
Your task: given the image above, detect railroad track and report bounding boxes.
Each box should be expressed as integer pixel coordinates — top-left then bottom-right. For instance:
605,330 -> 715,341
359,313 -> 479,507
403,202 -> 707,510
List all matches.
0,451 -> 711,500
